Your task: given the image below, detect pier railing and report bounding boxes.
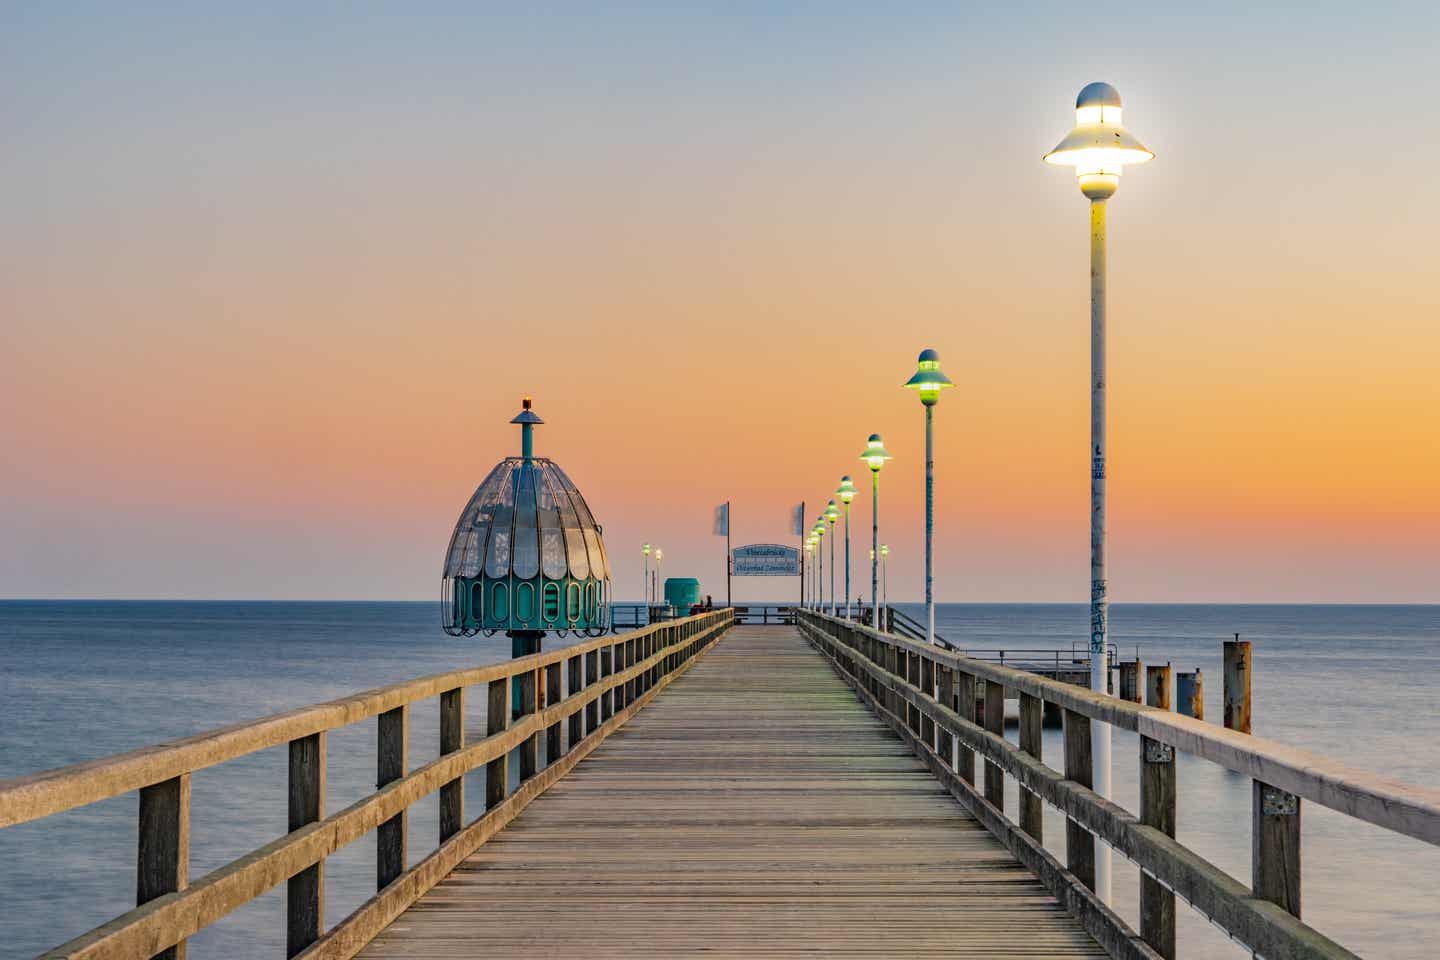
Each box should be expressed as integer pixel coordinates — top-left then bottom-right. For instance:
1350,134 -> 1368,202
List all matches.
797,608 -> 1440,960
0,608 -> 733,960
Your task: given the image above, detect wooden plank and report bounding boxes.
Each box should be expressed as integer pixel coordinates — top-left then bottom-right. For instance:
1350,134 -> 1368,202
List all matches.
518,670 -> 538,781
484,680 -> 507,811
1064,710 -> 1095,891
983,680 -> 1005,811
438,689 -> 463,843
137,774 -> 190,960
1253,781 -> 1302,918
358,626 -> 1106,960
1018,693 -> 1043,843
288,732 -> 326,957
376,706 -> 408,891
1140,736 -> 1176,959
544,662 -> 563,764
956,671 -> 976,784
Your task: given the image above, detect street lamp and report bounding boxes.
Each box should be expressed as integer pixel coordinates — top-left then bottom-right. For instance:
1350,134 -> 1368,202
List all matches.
904,348 -> 955,646
823,501 -> 839,616
880,544 -> 890,630
859,434 -> 892,626
654,548 -> 664,610
837,477 -> 857,619
1045,80 -> 1152,905
812,521 -> 826,612
804,538 -> 816,608
643,543 -> 652,605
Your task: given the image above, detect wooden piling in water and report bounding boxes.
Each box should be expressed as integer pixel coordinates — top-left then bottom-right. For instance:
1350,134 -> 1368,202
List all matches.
1224,635 -> 1252,733
1119,659 -> 1143,703
1177,669 -> 1203,720
1146,662 -> 1172,711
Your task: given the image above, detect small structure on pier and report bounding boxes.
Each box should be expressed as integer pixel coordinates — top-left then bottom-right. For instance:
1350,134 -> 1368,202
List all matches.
441,397 -> 611,647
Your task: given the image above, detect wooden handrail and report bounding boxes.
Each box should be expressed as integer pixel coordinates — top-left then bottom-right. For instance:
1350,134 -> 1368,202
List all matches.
797,609 -> 1437,960
3,608 -> 734,960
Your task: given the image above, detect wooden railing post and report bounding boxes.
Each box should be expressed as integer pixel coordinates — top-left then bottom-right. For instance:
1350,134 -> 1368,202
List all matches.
956,671 -> 976,784
377,705 -> 408,890
1018,693 -> 1043,842
438,688 -> 464,843
287,732 -> 326,957
545,663 -> 563,765
137,774 -> 190,960
600,646 -> 614,721
920,657 -> 936,748
485,678 -> 508,810
936,666 -> 954,767
1225,636 -> 1252,733
983,680 -> 1005,811
1253,782 -> 1302,918
1063,710 -> 1095,891
519,668 -> 539,781
908,653 -> 923,735
585,650 -> 599,733
567,655 -> 583,750
1140,735 -> 1177,959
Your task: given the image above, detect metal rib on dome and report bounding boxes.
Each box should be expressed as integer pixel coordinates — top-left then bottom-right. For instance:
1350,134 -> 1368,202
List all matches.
441,397 -> 611,637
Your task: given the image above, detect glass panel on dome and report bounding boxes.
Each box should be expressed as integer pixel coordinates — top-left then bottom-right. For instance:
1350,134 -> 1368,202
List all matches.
551,465 -> 604,580
511,465 -> 540,580
485,506 -> 513,578
536,465 -> 566,579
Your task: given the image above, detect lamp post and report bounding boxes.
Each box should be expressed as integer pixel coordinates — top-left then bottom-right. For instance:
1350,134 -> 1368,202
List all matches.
1044,81 -> 1152,905
805,538 -> 816,608
837,477 -> 857,619
880,544 -> 889,630
859,434 -> 892,625
655,548 -> 664,611
812,521 -> 826,612
904,349 -> 955,645
823,501 -> 839,616
643,543 -> 651,605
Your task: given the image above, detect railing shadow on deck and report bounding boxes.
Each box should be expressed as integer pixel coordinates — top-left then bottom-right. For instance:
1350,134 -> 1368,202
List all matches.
797,608 -> 1440,960
0,609 -> 734,960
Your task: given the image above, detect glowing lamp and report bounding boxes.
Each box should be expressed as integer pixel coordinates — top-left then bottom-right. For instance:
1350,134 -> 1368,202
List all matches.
1043,82 -> 1152,200
824,500 -> 839,525
903,349 -> 955,406
860,434 -> 892,472
837,475 -> 857,505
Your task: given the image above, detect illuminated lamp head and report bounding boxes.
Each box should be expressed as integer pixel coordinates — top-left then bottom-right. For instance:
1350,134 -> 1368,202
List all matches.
859,434 -> 892,473
1043,82 -> 1153,200
903,349 -> 955,406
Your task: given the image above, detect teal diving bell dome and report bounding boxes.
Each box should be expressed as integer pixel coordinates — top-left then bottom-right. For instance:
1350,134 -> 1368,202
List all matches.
441,397 -> 611,638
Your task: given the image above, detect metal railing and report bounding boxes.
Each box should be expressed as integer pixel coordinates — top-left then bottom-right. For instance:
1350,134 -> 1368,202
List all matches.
0,609 -> 734,959
797,608 -> 1440,960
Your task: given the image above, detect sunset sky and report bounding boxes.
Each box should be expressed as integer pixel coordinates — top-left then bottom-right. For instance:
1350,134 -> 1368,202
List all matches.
3,3 -> 1437,602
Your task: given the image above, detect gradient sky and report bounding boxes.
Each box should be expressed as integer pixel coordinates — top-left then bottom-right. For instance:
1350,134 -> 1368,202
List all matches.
3,3 -> 1437,602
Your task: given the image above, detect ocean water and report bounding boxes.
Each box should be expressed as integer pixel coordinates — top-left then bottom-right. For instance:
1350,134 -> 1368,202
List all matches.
1,601 -> 1437,958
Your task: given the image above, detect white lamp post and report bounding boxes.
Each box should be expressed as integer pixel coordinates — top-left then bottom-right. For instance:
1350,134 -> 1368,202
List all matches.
1044,80 -> 1153,905
859,434 -> 892,626
837,477 -> 857,619
904,349 -> 955,645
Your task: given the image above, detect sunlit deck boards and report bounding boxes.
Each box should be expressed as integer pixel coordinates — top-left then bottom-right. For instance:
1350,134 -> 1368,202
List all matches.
359,625 -> 1105,958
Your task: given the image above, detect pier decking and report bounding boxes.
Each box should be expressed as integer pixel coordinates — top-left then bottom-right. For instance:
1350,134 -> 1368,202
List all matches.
360,625 -> 1104,958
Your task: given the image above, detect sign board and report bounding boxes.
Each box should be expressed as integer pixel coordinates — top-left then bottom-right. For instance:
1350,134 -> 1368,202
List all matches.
731,543 -> 800,576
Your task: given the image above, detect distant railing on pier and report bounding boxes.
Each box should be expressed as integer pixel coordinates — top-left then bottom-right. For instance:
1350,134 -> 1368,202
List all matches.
611,603 -> 795,630
0,609 -> 733,960
797,608 -> 1440,960
884,605 -> 1118,677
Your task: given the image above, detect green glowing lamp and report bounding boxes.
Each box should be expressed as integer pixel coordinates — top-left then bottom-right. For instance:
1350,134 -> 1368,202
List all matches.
837,475 -> 857,504
860,434 -> 892,472
824,500 -> 839,525
643,543 -> 651,556
881,544 -> 889,558
903,349 -> 956,406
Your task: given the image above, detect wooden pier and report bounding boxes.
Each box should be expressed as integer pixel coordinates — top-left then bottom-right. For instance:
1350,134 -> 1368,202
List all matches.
359,625 -> 1103,959
3,606 -> 1440,959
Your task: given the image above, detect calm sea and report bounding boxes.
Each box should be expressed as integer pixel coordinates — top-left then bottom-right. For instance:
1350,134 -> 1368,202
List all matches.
1,601 -> 1437,958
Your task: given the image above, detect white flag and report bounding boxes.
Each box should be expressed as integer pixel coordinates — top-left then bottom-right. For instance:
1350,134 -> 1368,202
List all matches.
713,502 -> 729,536
790,502 -> 805,536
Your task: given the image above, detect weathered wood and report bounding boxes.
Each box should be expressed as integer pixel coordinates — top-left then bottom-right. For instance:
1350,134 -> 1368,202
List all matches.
41,616 -> 734,960
956,670 -> 977,783
1119,660 -> 1143,703
544,662 -> 563,764
518,669 -> 538,781
1019,692 -> 1043,842
801,613 -> 1360,960
1140,736 -> 1176,959
566,655 -> 582,750
1146,663 -> 1172,711
920,656 -> 936,747
599,647 -> 614,721
1253,781 -> 1302,918
1176,669 -> 1202,720
0,611 -> 734,830
1064,709 -> 1095,891
936,665 -> 954,767
137,774 -> 190,960
584,650 -> 599,734
376,706 -> 408,891
1224,637 -> 1252,733
438,689 -> 463,843
358,626 -> 1109,960
288,732 -> 326,957
983,680 -> 1005,811
484,679 -> 508,811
